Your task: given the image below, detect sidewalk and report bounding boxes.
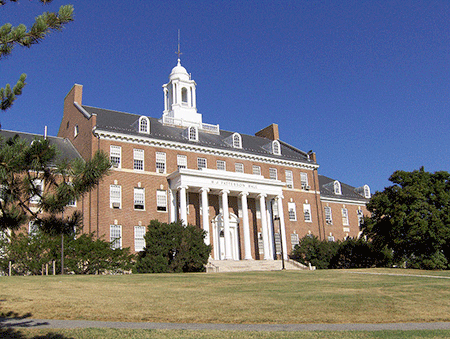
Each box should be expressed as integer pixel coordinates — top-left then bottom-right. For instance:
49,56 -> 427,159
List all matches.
2,318 -> 450,332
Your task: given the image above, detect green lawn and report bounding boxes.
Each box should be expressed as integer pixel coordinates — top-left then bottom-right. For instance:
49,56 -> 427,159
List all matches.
1,268 -> 450,338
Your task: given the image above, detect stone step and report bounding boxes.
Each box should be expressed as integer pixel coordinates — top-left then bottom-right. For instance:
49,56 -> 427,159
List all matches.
206,259 -> 311,273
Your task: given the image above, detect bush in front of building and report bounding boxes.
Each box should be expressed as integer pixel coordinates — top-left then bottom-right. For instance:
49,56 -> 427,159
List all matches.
134,220 -> 211,273
0,230 -> 133,275
290,235 -> 340,269
290,235 -> 391,269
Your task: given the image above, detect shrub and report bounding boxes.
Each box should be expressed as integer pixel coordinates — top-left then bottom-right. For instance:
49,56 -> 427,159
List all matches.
135,220 -> 211,273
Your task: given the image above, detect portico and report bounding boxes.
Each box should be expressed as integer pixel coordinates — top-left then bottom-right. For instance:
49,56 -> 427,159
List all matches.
167,168 -> 287,261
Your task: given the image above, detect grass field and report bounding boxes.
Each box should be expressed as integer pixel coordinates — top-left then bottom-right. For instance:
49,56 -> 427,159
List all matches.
1,268 -> 450,338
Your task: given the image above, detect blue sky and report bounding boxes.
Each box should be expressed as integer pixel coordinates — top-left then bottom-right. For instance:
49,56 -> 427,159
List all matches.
1,1 -> 449,193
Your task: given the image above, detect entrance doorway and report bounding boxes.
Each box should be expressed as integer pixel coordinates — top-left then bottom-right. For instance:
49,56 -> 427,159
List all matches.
212,213 -> 240,260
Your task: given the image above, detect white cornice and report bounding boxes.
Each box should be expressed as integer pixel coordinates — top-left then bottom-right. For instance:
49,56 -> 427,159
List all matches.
94,129 -> 319,170
320,195 -> 368,206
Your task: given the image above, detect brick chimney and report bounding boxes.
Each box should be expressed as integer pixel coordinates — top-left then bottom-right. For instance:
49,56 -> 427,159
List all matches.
255,123 -> 279,140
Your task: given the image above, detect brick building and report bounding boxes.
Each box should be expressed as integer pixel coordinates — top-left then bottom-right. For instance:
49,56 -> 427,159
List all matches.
46,58 -> 369,260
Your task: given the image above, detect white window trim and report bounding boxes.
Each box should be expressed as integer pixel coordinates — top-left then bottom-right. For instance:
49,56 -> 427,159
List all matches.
232,133 -> 242,149
342,207 -> 349,226
188,126 -> 198,141
177,154 -> 187,169
334,180 -> 342,195
235,163 -> 244,173
110,145 -> 121,169
110,225 -> 122,249
30,179 -> 43,204
197,157 -> 207,170
139,116 -> 150,134
269,168 -> 278,180
288,202 -> 297,221
303,203 -> 312,223
301,172 -> 309,189
285,170 -> 294,189
110,184 -> 121,209
156,152 -> 166,173
133,149 -> 144,171
252,165 -> 261,175
134,226 -> 146,252
324,206 -> 333,224
272,140 -> 281,155
217,160 -> 226,171
134,187 -> 145,210
157,190 -> 168,212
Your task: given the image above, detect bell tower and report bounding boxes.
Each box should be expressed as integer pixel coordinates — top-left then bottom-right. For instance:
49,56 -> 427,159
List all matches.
162,56 -> 202,127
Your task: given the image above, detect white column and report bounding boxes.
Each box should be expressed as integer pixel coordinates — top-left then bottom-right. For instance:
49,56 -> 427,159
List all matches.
240,192 -> 252,260
178,186 -> 188,226
164,88 -> 168,111
192,86 -> 196,108
259,194 -> 271,260
176,81 -> 181,105
221,190 -> 232,259
169,188 -> 177,223
187,87 -> 192,107
200,188 -> 210,245
172,83 -> 176,105
266,199 -> 275,259
277,195 -> 288,260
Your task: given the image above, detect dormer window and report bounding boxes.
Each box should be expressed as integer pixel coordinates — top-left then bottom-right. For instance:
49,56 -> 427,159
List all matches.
188,126 -> 198,141
139,116 -> 149,134
333,180 -> 342,195
272,140 -> 281,155
232,133 -> 242,148
363,185 -> 371,198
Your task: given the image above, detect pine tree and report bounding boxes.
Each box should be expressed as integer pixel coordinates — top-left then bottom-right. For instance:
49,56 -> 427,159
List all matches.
0,134 -> 111,234
0,0 -> 74,110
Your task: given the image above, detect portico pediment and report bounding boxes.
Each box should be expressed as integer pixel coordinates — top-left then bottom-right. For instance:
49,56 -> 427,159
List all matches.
167,168 -> 284,196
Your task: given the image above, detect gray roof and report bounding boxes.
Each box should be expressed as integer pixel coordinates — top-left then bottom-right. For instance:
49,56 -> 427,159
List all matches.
83,105 -> 314,165
0,130 -> 82,165
319,174 -> 368,202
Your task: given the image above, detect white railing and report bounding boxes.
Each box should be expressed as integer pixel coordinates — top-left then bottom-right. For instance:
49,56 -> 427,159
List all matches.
161,115 -> 220,134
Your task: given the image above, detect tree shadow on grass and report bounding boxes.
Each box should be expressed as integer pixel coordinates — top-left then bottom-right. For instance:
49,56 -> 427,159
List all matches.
0,311 -> 73,339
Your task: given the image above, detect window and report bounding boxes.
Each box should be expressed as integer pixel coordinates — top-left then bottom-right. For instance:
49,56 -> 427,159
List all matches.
188,126 -> 198,141
232,133 -> 242,148
334,181 -> 342,195
269,168 -> 277,180
357,209 -> 364,226
133,149 -> 144,171
342,207 -> 349,226
29,220 -> 39,236
328,233 -> 335,242
110,225 -> 122,249
303,204 -> 312,222
288,202 -> 297,221
285,170 -> 294,189
182,87 -> 188,103
272,140 -> 281,155
301,172 -> 308,189
134,226 -> 146,252
157,190 -> 167,211
134,188 -> 145,210
364,185 -> 371,198
252,165 -> 261,175
30,179 -> 43,204
324,206 -> 333,224
156,152 -> 166,173
139,116 -> 149,133
110,145 -> 121,168
272,200 -> 279,217
110,185 -> 121,209
177,155 -> 187,169
67,182 -> 76,207
74,125 -> 79,138
291,232 -> 299,250
217,160 -> 226,171
235,163 -> 244,173
197,157 -> 207,170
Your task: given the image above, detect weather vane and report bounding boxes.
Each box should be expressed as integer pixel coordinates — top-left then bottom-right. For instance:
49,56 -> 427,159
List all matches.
176,29 -> 182,60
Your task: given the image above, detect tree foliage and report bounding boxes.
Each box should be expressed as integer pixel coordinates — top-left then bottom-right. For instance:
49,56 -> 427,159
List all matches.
135,220 -> 211,273
0,135 -> 111,234
362,167 -> 450,270
1,0 -> 74,110
290,235 -> 391,269
0,230 -> 133,275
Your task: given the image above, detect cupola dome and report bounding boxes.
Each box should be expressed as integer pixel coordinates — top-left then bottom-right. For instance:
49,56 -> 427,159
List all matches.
170,59 -> 190,81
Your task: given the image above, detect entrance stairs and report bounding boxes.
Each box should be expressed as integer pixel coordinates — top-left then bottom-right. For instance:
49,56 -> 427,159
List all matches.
206,259 -> 311,273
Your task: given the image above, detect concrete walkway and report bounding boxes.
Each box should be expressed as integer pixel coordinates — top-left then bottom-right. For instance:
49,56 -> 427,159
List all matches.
2,318 -> 450,332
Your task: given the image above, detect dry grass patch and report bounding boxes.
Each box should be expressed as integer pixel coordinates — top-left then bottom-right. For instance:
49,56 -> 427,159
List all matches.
1,269 -> 450,324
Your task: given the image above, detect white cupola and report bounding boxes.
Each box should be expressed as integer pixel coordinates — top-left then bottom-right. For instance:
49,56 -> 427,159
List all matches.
162,58 -> 202,127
